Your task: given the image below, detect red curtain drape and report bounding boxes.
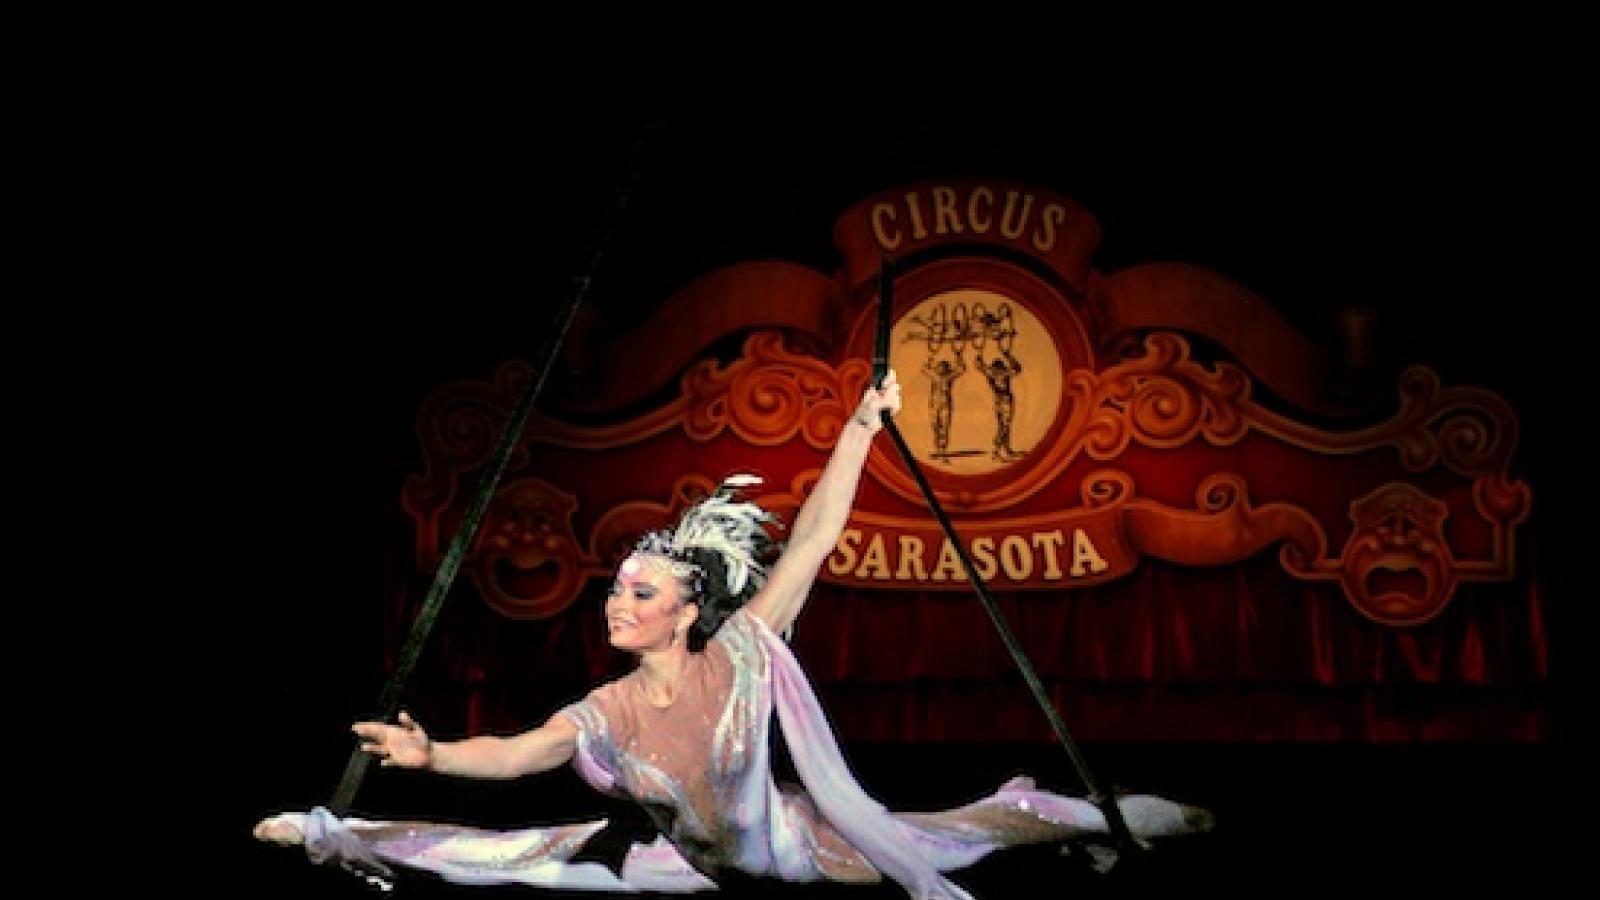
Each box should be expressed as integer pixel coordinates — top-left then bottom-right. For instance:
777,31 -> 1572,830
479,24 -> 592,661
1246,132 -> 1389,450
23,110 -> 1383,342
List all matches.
796,555 -> 1546,742
392,546 -> 1546,744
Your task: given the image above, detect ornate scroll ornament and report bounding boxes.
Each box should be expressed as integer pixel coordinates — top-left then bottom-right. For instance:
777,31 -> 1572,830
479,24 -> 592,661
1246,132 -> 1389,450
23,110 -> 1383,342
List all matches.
1084,338 -> 1526,625
403,332 -> 866,569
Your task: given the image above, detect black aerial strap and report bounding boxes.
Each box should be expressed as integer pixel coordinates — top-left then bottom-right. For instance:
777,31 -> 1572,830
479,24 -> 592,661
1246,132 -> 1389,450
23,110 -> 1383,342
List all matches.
868,256 -> 1141,857
329,129 -> 654,813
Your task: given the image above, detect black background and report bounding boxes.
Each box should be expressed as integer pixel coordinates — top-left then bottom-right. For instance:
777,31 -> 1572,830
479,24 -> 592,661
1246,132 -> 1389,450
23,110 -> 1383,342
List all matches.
145,66 -> 1587,896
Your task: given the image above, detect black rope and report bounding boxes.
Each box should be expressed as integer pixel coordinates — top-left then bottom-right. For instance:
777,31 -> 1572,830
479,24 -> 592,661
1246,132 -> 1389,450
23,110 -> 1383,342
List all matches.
330,127 -> 656,813
869,256 -> 1141,858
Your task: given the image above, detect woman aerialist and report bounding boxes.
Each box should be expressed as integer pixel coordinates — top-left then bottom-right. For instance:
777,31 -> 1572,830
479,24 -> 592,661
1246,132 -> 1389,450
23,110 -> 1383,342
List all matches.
255,369 -> 1212,898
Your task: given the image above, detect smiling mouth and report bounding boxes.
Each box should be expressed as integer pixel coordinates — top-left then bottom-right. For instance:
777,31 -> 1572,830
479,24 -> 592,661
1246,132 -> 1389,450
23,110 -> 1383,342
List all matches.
494,558 -> 560,597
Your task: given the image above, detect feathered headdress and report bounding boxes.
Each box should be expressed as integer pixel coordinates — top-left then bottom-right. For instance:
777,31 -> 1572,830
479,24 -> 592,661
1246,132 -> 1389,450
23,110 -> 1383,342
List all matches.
633,474 -> 779,640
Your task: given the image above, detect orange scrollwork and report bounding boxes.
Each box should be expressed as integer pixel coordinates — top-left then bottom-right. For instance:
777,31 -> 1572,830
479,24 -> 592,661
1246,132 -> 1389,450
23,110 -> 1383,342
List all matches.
1081,333 -> 1253,456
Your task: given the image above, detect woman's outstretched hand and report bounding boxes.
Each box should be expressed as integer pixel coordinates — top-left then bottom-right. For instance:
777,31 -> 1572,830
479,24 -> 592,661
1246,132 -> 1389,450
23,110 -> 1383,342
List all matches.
855,368 -> 903,433
352,710 -> 433,769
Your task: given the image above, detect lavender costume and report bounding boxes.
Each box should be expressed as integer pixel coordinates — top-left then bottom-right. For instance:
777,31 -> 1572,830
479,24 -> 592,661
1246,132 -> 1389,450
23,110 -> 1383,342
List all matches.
272,609 -> 1205,897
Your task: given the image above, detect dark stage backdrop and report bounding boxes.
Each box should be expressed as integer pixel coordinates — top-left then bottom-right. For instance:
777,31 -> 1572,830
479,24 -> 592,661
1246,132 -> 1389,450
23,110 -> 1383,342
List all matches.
209,92 -> 1582,896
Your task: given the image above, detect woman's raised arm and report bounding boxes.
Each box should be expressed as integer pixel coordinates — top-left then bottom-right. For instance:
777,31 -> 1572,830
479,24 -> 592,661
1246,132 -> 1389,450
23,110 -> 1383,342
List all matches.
744,370 -> 901,635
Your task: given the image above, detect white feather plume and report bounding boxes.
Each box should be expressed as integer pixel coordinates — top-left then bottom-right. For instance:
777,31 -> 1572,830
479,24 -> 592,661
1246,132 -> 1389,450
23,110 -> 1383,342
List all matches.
636,474 -> 777,596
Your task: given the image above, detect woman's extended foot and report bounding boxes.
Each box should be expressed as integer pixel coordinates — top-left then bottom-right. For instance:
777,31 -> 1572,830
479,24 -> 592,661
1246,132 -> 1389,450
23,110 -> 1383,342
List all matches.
1117,795 -> 1216,838
253,814 -> 307,846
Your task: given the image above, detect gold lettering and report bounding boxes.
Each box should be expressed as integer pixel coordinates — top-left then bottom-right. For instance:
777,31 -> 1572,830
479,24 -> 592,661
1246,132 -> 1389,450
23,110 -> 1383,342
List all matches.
829,528 -> 862,576
1069,528 -> 1110,577
968,186 -> 993,233
1031,531 -> 1066,580
870,203 -> 902,251
999,535 -> 1032,580
833,525 -> 1113,585
999,190 -> 1035,240
1034,202 -> 1066,252
931,186 -> 963,235
896,534 -> 928,580
928,538 -> 963,581
971,536 -> 998,581
904,191 -> 929,240
855,532 -> 892,581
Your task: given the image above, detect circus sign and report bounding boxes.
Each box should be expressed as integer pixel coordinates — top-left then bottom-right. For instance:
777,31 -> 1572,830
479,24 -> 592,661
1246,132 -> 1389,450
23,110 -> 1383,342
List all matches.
403,179 -> 1529,627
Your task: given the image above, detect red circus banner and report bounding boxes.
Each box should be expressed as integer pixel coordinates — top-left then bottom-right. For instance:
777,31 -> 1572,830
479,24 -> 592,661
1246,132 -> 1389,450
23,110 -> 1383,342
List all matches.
402,178 -> 1529,630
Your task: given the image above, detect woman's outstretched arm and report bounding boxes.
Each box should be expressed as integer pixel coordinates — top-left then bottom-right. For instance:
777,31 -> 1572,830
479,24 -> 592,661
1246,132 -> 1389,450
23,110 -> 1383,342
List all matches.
352,709 -> 578,780
745,370 -> 901,636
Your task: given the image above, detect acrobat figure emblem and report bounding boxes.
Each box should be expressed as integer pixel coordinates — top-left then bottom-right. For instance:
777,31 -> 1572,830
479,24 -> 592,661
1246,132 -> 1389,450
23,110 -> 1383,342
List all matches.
906,300 -> 1028,464
980,345 -> 1023,461
921,350 -> 967,459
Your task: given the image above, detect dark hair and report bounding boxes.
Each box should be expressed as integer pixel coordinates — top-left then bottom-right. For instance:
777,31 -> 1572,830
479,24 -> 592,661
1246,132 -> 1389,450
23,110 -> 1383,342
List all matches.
682,535 -> 775,650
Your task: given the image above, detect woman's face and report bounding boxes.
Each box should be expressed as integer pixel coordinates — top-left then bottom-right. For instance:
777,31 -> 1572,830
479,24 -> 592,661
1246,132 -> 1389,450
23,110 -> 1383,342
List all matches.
605,554 -> 694,653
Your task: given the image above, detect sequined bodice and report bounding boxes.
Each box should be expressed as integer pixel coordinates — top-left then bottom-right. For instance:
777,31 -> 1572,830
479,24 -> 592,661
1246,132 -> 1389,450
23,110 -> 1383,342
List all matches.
561,611 -> 773,874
